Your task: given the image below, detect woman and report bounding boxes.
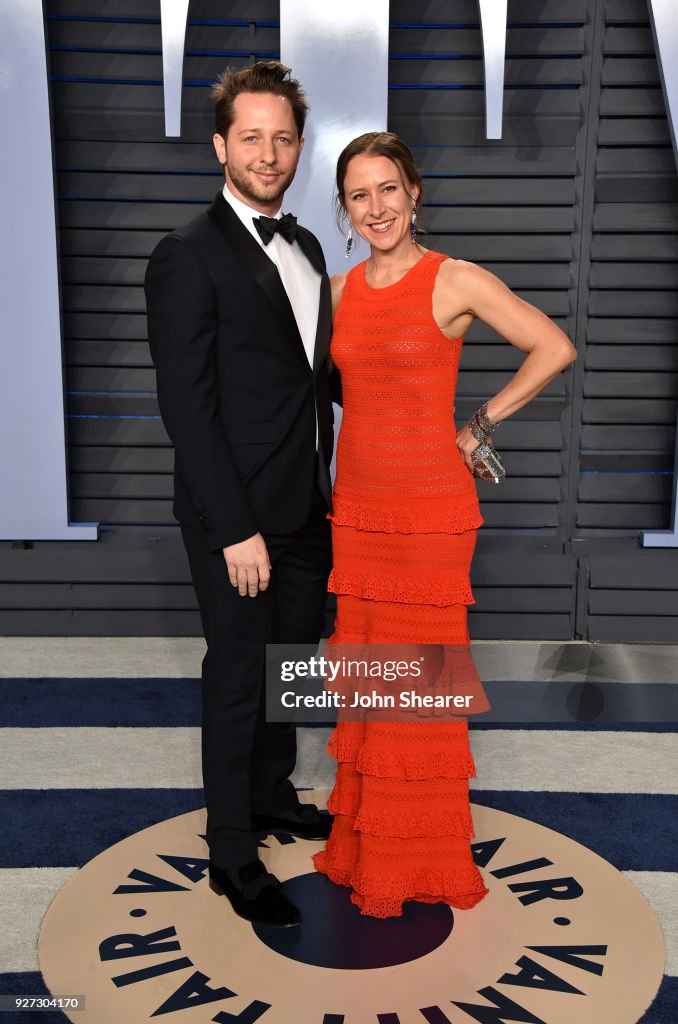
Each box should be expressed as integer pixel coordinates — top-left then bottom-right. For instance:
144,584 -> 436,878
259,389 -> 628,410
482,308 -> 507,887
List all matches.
313,132 -> 577,918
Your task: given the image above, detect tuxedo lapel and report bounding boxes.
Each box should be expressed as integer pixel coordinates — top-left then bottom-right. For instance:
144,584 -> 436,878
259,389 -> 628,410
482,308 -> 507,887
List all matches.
295,224 -> 331,373
313,273 -> 332,373
294,226 -> 325,277
207,192 -> 307,365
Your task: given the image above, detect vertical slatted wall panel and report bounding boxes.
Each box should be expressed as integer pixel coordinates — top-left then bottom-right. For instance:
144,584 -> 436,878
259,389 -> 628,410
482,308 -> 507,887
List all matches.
581,0 -> 678,641
579,0 -> 678,535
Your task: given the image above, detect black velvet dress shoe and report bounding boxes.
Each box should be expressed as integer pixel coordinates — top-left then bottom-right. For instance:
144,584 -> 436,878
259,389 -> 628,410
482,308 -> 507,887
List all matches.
208,860 -> 301,928
253,808 -> 334,841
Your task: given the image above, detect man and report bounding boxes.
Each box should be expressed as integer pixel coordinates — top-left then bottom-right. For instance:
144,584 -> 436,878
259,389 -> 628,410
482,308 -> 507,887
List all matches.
144,62 -> 335,928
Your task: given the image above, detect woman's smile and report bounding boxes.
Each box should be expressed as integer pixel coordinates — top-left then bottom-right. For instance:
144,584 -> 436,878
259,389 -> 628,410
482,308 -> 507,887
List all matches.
367,218 -> 396,234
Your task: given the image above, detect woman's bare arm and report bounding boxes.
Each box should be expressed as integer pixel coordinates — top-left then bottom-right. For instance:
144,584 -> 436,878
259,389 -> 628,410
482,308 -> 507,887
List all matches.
434,259 -> 577,471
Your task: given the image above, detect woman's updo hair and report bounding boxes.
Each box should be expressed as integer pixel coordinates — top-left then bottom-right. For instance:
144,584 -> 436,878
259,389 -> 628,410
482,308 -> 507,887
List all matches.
335,131 -> 424,230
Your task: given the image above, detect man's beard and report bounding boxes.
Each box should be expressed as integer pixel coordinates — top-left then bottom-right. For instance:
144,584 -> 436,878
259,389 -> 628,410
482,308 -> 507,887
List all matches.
226,162 -> 296,207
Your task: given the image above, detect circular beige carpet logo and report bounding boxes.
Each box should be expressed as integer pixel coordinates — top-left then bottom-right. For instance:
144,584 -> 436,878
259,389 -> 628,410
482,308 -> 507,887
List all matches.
39,791 -> 664,1024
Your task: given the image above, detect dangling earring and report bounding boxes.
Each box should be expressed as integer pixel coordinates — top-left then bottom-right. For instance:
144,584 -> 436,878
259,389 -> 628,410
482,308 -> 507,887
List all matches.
410,206 -> 417,243
344,223 -> 353,259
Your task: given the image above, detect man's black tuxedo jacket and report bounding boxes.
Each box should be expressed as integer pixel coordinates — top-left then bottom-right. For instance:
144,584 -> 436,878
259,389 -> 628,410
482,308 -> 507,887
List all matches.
145,192 -> 335,551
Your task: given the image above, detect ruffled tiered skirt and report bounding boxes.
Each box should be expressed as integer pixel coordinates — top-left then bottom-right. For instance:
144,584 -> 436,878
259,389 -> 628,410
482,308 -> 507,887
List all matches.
313,501 -> 490,919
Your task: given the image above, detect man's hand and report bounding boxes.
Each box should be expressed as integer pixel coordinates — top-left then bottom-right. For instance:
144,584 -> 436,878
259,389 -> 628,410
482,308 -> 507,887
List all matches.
223,533 -> 271,597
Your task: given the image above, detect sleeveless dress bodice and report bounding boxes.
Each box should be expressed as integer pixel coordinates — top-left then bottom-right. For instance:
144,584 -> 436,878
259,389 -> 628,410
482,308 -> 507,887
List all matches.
330,249 -> 482,534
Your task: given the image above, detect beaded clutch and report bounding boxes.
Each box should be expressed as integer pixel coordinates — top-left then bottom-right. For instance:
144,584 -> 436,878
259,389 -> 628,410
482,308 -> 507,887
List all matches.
470,441 -> 506,484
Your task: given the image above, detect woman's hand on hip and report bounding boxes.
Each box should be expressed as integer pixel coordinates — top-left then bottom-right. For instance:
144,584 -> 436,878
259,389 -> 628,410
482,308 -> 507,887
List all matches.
456,424 -> 486,475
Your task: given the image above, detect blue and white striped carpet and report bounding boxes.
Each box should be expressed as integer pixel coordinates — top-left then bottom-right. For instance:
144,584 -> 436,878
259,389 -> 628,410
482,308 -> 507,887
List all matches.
1,639 -> 676,1023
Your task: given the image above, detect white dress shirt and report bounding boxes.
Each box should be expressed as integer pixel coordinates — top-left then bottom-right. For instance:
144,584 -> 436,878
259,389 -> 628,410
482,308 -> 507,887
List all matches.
221,182 -> 321,371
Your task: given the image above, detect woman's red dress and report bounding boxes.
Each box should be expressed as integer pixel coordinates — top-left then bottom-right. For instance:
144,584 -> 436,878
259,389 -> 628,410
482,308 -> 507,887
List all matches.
313,251 -> 490,918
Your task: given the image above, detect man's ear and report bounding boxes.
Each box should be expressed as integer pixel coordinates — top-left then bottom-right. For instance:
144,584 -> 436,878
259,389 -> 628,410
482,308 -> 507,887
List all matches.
213,133 -> 227,165
299,135 -> 305,153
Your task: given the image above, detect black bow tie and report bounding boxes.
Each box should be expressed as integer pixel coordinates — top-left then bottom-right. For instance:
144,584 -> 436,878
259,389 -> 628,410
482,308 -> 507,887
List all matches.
253,212 -> 298,246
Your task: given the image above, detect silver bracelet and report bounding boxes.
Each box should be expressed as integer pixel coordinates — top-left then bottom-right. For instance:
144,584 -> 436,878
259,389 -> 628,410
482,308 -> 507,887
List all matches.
476,401 -> 500,434
467,401 -> 500,442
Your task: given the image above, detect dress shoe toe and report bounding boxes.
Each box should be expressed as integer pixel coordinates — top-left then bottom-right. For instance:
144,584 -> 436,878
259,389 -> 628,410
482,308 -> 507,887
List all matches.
253,811 -> 334,841
208,861 -> 301,928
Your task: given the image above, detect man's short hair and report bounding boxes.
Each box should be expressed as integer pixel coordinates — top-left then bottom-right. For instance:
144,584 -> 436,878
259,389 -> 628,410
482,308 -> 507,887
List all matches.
211,60 -> 308,141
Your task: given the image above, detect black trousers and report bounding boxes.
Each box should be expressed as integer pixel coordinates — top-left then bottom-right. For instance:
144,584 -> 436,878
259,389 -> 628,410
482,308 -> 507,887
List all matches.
181,480 -> 332,868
